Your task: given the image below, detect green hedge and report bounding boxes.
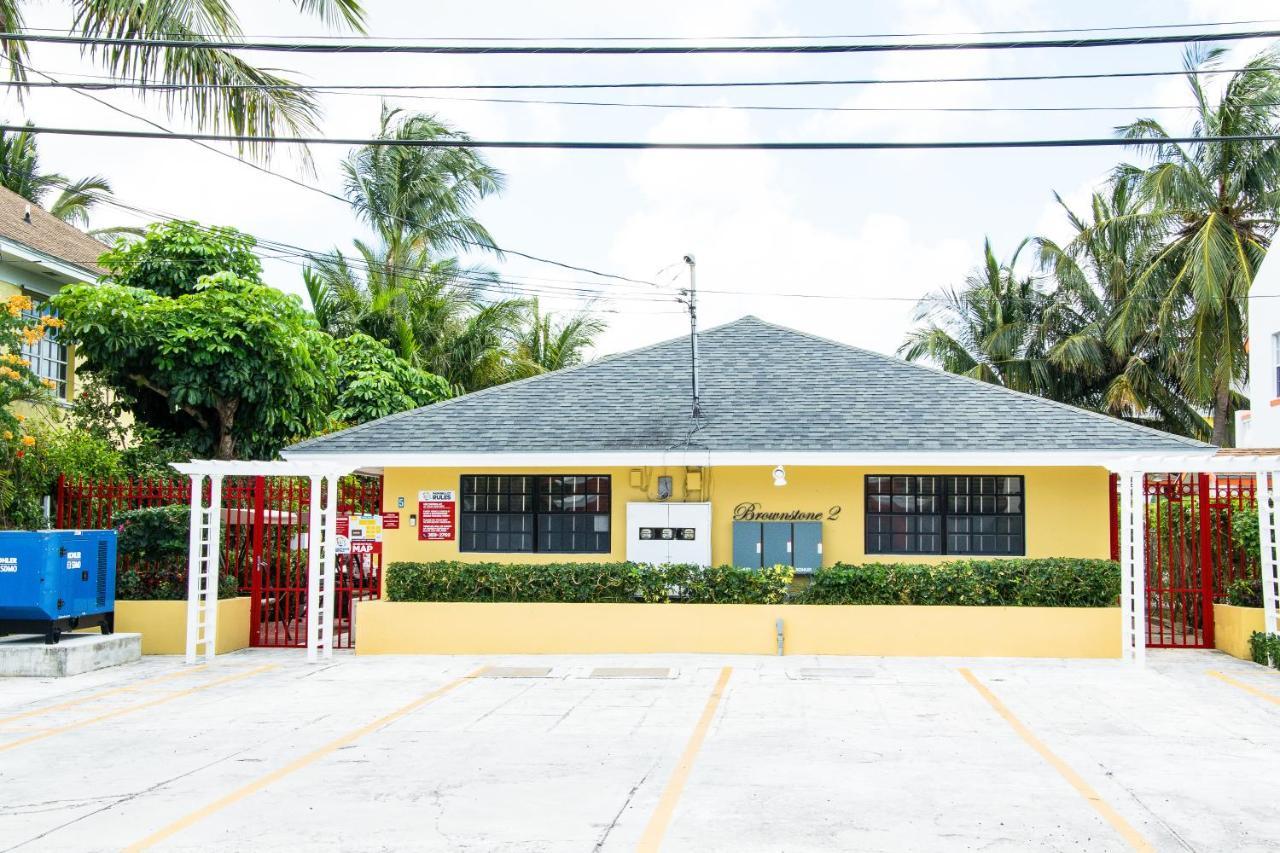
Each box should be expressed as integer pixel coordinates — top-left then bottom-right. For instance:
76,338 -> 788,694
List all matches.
115,505 -> 239,601
797,559 -> 1120,606
385,558 -> 1119,607
386,561 -> 794,604
1249,631 -> 1280,669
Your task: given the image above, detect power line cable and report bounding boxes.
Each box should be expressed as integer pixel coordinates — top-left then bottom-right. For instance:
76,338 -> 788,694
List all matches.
10,63 -> 1274,92
2,27 -> 1279,54
11,123 -> 1280,149
9,63 -> 660,289
12,17 -> 1279,41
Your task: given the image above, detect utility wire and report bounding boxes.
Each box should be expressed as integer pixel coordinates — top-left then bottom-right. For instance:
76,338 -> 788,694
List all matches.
10,123 -> 1280,150
6,77 -> 1261,112
12,17 -> 1279,41
9,64 -> 1273,92
8,63 -> 659,289
2,27 -> 1279,54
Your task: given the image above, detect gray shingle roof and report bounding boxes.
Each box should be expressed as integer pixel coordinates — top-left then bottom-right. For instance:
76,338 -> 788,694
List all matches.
289,316 -> 1209,455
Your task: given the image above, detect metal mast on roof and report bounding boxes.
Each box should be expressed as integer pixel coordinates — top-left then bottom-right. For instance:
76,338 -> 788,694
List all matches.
683,254 -> 702,419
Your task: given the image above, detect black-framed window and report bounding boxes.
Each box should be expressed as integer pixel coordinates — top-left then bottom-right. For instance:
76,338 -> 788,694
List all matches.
460,474 -> 611,553
865,475 -> 1024,556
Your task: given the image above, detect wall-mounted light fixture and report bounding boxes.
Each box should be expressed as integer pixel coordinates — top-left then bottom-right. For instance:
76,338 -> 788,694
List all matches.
772,465 -> 787,487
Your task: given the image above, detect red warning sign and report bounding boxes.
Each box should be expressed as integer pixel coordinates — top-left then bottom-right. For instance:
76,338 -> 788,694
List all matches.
418,490 -> 456,541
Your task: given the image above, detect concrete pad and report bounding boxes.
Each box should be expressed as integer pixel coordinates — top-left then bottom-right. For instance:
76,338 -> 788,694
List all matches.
0,650 -> 1276,851
0,632 -> 141,677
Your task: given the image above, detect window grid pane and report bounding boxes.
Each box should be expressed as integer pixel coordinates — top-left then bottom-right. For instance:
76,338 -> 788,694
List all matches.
20,302 -> 67,399
866,474 -> 1024,556
461,474 -> 611,554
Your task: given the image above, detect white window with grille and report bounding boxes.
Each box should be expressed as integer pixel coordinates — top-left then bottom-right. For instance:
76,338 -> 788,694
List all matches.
21,301 -> 68,400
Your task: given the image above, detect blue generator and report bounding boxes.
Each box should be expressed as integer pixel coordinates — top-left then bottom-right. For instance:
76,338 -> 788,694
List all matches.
0,530 -> 117,644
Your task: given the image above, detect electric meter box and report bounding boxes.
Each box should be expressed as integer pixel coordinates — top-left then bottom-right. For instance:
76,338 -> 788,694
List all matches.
626,502 -> 712,566
0,530 -> 117,644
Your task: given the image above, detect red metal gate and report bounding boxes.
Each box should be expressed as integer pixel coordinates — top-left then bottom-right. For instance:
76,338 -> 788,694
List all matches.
57,473 -> 383,649
1110,473 -> 1258,648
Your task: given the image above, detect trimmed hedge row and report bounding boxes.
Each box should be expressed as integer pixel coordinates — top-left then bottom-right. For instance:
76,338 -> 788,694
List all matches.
795,559 -> 1119,607
386,561 -> 794,604
385,558 -> 1120,607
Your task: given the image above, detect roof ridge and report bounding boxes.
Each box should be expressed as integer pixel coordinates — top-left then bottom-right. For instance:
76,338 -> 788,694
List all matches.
738,315 -> 1210,449
289,317 -> 756,452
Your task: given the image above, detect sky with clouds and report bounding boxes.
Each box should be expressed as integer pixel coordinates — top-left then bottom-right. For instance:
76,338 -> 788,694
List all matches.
3,0 -> 1277,358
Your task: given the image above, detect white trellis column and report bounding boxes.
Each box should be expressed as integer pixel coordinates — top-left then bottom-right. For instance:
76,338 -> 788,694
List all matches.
306,472 -> 339,662
1257,470 -> 1280,640
1117,470 -> 1147,665
184,472 -> 224,664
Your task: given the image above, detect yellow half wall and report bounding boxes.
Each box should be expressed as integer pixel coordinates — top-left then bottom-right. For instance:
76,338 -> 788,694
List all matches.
1214,603 -> 1265,661
356,601 -> 1120,658
114,597 -> 250,655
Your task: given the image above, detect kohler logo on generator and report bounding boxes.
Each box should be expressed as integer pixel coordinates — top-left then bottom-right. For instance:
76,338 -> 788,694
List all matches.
626,503 -> 712,565
0,530 -> 118,644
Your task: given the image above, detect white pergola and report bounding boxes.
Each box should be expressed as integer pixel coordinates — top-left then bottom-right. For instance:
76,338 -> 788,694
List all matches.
1109,452 -> 1280,664
171,460 -> 353,664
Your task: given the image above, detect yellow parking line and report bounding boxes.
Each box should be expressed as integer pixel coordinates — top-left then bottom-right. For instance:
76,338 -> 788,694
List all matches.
125,667 -> 484,852
959,668 -> 1153,853
0,664 -> 276,754
0,664 -> 210,727
1208,671 -> 1280,706
636,666 -> 732,853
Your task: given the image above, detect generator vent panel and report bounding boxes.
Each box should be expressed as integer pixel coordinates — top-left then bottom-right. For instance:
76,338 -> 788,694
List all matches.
96,539 -> 109,606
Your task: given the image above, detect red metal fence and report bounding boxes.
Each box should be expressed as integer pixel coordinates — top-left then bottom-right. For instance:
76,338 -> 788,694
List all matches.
57,474 -> 384,649
1110,473 -> 1259,649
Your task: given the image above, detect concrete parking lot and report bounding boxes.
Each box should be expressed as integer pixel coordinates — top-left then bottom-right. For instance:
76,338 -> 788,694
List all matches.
1,649 -> 1277,852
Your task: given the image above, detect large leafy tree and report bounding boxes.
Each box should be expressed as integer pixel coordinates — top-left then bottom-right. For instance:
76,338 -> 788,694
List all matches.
99,219 -> 261,296
53,272 -> 336,459
0,123 -> 111,226
0,1 -> 365,153
1105,46 -> 1280,445
1035,177 -> 1210,438
54,222 -> 336,458
899,238 -> 1053,393
331,332 -> 450,426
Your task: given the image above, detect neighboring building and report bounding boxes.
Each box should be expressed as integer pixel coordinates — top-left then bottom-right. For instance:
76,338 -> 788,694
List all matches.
286,316 -> 1208,570
1237,254 -> 1280,447
0,185 -> 108,406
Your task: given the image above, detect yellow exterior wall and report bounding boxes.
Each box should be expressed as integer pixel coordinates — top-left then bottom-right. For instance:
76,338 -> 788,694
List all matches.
379,465 -> 1112,573
356,601 -> 1120,658
114,597 -> 250,655
1214,603 -> 1265,661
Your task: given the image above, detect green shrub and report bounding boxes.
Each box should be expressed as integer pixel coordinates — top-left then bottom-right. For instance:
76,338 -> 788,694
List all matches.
796,559 -> 1120,607
1226,578 -> 1264,608
1232,510 -> 1260,559
1248,631 -> 1280,669
385,561 -> 793,604
115,505 -> 238,600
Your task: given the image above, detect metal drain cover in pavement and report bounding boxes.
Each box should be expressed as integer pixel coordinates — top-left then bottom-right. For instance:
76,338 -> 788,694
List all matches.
797,667 -> 875,679
590,667 -> 672,679
478,666 -> 553,678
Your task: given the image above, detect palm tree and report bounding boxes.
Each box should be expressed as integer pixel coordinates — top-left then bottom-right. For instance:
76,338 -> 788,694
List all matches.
1103,46 -> 1280,445
307,106 -> 529,393
512,300 -> 606,377
342,105 -> 504,255
0,123 -> 111,226
1035,176 -> 1211,439
0,1 -> 366,154
900,238 -> 1053,393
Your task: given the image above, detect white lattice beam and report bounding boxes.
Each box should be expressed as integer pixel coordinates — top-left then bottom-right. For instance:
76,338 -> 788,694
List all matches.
184,473 -> 223,664
1257,471 -> 1280,640
1117,471 -> 1147,665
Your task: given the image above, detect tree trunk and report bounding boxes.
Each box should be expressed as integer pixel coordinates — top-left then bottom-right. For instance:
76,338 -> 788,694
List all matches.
1211,381 -> 1232,447
214,398 -> 239,460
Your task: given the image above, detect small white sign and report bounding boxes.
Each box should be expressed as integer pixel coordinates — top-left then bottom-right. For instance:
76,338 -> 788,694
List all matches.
0,556 -> 16,573
418,490 -> 455,502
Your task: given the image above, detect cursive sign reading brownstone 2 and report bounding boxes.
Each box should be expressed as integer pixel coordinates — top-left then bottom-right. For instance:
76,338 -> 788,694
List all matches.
732,502 -> 841,522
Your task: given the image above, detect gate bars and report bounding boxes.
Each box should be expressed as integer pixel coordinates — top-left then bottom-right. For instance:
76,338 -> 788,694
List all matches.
172,461 -> 354,663
1111,454 -> 1280,663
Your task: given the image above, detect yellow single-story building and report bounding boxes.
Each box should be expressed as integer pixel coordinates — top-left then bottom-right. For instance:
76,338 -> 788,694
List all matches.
284,316 -> 1212,574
